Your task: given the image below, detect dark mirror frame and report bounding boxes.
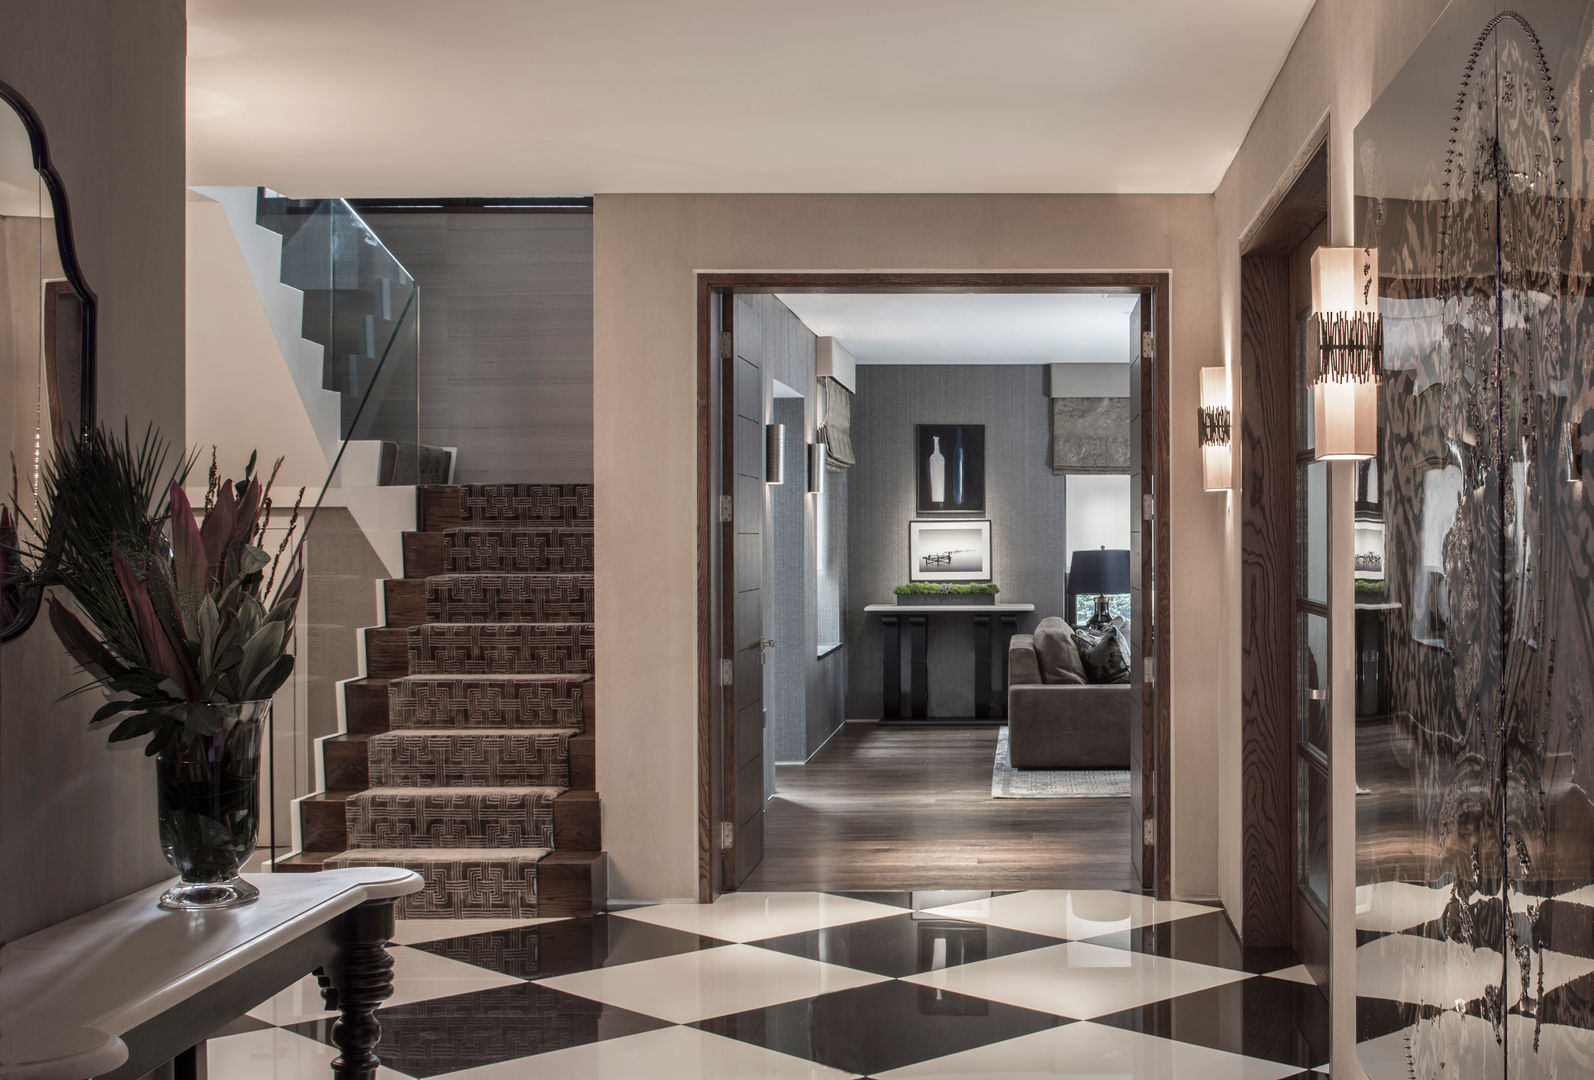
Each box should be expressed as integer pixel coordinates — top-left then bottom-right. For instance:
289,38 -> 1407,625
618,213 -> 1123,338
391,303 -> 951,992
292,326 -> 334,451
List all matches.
0,78 -> 98,644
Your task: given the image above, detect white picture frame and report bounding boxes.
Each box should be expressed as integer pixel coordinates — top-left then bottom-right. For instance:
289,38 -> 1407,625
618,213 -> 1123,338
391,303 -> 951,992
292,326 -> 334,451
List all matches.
909,519 -> 992,582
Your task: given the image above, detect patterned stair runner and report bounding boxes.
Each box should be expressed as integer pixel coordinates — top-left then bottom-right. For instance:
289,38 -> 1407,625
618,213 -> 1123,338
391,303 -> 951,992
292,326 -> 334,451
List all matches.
326,484 -> 595,918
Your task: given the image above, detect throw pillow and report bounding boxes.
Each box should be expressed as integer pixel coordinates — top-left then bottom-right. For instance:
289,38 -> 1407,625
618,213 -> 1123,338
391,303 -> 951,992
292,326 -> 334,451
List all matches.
1079,624 -> 1131,684
1032,622 -> 1086,685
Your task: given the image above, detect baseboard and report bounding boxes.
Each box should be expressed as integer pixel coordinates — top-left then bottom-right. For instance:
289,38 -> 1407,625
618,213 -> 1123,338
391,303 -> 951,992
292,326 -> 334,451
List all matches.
605,896 -> 697,910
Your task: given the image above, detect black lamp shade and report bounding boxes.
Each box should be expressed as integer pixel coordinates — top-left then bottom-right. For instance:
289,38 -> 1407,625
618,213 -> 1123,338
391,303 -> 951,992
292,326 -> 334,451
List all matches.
1070,548 -> 1131,594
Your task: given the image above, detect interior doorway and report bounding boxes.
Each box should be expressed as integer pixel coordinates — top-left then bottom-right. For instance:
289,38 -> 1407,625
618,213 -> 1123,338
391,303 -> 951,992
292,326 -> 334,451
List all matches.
696,273 -> 1172,903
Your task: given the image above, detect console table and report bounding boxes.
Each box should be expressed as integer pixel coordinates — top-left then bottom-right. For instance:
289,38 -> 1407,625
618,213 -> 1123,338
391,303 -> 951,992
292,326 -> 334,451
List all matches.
0,867 -> 422,1080
864,603 -> 1035,720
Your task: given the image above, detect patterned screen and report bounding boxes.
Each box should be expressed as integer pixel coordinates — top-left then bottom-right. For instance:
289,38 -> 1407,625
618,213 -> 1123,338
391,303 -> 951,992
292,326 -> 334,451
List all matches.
1354,1 -> 1594,1075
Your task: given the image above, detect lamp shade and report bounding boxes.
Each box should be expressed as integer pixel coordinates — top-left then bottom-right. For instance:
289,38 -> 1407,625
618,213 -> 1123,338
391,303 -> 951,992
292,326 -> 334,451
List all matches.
1070,548 -> 1131,595
1199,366 -> 1232,492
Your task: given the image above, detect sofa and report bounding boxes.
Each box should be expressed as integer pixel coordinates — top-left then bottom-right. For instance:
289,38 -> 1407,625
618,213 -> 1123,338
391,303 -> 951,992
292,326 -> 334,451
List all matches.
1006,617 -> 1131,768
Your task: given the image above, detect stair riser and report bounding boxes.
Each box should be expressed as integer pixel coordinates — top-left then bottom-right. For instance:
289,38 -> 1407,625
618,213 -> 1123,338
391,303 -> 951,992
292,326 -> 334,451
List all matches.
367,732 -> 573,788
445,530 -> 595,574
345,680 -> 391,734
346,792 -> 555,849
389,679 -> 589,729
427,576 -> 594,624
328,851 -> 543,919
403,531 -> 446,578
459,484 -> 594,526
409,625 -> 594,675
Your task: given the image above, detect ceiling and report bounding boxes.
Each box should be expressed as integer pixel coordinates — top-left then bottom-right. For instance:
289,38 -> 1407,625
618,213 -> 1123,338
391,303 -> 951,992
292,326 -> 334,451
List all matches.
774,292 -> 1141,365
186,0 -> 1314,196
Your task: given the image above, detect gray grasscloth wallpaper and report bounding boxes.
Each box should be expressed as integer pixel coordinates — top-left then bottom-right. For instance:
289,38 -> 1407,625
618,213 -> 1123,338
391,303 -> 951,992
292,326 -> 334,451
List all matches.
846,364 -> 1070,718
368,213 -> 594,483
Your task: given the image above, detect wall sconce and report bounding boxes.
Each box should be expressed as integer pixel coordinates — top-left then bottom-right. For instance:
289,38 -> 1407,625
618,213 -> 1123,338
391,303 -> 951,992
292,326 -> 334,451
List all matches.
1569,419 -> 1585,483
807,442 -> 825,494
1198,366 -> 1232,492
1310,246 -> 1382,461
765,423 -> 785,484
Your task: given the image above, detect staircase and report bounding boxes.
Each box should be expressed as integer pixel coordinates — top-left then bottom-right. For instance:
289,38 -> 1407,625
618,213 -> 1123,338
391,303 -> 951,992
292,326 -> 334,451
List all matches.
278,483 -> 606,918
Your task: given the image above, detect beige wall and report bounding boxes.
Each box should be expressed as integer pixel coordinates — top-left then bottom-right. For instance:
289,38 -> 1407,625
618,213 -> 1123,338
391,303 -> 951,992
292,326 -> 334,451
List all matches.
0,0 -> 186,942
592,194 -> 1224,902
1210,0 -> 1452,1074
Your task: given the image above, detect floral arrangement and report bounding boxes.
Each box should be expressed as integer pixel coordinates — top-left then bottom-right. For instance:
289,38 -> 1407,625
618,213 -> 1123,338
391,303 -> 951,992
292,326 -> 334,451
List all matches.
7,426 -> 305,754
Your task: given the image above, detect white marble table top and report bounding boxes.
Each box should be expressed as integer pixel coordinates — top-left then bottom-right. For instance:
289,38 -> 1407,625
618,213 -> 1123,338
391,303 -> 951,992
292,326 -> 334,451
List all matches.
0,867 -> 421,1080
863,603 -> 1036,613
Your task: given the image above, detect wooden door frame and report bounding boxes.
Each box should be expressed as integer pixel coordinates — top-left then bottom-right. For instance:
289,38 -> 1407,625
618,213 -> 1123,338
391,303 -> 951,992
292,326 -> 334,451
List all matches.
695,271 -> 1174,903
1237,126 -> 1330,955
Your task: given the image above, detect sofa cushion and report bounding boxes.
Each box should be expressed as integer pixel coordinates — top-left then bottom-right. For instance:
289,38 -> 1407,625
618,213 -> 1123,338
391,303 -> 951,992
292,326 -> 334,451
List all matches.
1078,624 -> 1131,684
1032,620 -> 1086,685
1008,634 -> 1042,685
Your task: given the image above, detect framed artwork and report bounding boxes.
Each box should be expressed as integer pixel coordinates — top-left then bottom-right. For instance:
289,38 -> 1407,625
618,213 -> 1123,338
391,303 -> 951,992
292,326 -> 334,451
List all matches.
915,424 -> 985,514
910,519 -> 992,582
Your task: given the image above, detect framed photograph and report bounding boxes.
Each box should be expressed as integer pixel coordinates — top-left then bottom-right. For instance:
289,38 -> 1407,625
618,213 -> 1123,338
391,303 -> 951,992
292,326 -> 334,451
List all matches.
910,519 -> 992,582
915,424 -> 985,514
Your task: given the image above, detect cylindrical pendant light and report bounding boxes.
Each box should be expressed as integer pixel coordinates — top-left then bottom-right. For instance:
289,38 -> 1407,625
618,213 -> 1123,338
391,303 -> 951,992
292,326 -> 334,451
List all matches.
1310,246 -> 1382,460
765,423 -> 785,484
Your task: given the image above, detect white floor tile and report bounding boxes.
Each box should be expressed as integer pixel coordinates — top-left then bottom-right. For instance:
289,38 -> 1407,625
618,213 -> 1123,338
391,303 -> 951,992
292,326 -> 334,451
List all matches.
535,942 -> 886,1024
902,941 -> 1252,1020
920,890 -> 1214,940
1354,881 -> 1452,934
427,1025 -> 860,1079
875,1021 -> 1302,1079
246,945 -> 522,1025
206,1028 -> 414,1080
1266,963 -> 1319,986
1356,934 -> 1594,1010
612,891 -> 905,943
390,916 -> 568,946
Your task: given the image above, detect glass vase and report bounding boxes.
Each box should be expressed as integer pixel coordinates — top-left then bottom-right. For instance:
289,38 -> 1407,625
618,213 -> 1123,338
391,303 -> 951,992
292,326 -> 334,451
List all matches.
155,700 -> 269,910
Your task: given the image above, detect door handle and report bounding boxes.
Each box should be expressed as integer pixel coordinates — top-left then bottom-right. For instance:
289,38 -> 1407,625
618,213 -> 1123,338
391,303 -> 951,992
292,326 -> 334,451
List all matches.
1307,688 -> 1328,702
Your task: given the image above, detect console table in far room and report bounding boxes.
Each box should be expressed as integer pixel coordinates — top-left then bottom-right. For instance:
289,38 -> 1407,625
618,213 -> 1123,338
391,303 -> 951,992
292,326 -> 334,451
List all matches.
863,603 -> 1035,721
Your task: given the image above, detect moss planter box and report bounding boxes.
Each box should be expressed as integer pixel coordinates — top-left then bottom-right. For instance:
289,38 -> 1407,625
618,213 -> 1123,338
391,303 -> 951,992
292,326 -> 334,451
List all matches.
895,592 -> 997,606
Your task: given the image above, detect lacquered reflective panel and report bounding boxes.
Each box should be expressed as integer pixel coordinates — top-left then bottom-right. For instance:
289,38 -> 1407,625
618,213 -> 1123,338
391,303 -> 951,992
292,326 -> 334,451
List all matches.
1356,1 -> 1594,1075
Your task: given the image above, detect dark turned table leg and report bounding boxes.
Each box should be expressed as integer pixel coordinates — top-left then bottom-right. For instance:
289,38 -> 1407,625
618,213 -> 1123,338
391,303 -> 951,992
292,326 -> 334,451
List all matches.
173,1044 -> 206,1080
998,614 -> 1019,718
320,898 -> 398,1080
909,615 -> 928,718
882,614 -> 902,718
973,614 -> 992,718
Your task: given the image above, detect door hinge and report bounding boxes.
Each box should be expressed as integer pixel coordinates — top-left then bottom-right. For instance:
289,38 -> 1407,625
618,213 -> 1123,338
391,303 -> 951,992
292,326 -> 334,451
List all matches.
1143,817 -> 1156,846
1142,492 -> 1155,520
719,494 -> 734,523
720,658 -> 734,687
720,330 -> 734,361
721,821 -> 735,850
1141,331 -> 1154,359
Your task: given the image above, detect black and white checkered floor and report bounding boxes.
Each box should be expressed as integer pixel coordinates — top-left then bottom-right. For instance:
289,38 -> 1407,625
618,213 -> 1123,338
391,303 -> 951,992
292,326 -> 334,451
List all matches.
207,885 -> 1594,1078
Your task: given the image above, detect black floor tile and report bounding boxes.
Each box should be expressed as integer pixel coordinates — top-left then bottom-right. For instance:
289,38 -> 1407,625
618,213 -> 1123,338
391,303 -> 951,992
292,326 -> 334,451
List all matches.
1093,974 -> 1330,1070
285,982 -> 669,1078
1537,970 -> 1594,1031
1079,909 -> 1301,975
692,977 -> 1072,1076
748,911 -> 1062,977
411,914 -> 721,979
1358,994 -> 1436,1043
1534,899 -> 1594,961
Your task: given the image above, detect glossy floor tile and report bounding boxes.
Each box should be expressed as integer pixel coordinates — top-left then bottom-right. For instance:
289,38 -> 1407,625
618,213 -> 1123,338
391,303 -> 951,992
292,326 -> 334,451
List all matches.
612,890 -> 906,942
536,942 -> 888,1024
390,915 -> 569,946
903,940 -> 1254,1020
208,889 -> 1329,1080
874,1020 -> 1307,1080
246,945 -> 522,1025
922,889 -> 1216,940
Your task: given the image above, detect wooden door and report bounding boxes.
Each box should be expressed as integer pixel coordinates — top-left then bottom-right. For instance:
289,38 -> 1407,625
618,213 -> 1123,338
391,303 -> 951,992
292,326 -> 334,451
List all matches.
723,295 -> 766,885
1127,296 -> 1157,890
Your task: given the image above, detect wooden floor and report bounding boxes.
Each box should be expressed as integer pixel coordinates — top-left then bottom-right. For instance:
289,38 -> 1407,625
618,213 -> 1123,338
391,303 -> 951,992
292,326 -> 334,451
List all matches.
740,723 -> 1138,893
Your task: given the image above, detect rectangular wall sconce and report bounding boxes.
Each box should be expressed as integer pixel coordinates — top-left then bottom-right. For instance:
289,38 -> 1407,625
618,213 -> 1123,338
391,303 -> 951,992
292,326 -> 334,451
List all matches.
807,442 -> 825,494
1310,246 -> 1382,461
1198,366 -> 1232,492
765,423 -> 785,484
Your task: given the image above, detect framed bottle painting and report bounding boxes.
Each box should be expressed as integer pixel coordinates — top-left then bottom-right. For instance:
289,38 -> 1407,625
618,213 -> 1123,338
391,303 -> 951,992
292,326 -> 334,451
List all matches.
915,424 -> 984,514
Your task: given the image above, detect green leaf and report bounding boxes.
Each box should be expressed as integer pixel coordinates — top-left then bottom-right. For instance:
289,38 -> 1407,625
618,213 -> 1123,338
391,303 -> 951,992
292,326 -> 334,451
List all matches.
185,703 -> 222,736
91,697 -> 132,725
239,544 -> 271,574
238,619 -> 284,685
196,595 -> 220,678
246,652 -> 295,700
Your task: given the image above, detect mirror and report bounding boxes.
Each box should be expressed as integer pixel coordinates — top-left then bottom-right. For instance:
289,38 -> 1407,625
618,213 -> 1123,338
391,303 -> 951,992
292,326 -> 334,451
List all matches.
0,79 -> 97,642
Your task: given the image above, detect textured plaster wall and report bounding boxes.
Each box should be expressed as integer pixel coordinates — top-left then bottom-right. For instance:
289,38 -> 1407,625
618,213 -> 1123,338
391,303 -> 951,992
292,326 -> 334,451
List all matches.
0,0 -> 186,942
592,193 -> 1221,903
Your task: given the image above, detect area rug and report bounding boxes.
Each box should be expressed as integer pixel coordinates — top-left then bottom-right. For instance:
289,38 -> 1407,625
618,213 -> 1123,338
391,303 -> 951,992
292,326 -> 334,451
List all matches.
992,727 -> 1130,798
